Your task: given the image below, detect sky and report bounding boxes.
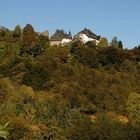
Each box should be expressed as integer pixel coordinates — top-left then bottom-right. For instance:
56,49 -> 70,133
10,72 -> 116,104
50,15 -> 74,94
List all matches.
0,0 -> 140,48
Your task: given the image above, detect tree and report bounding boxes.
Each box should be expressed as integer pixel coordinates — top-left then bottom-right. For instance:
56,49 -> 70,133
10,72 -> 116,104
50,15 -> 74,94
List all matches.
130,45 -> 140,62
32,34 -> 50,56
85,40 -> 97,48
0,28 -> 13,44
65,116 -> 95,140
0,28 -> 6,40
0,28 -> 14,57
21,24 -> 36,56
93,114 -> 136,140
72,46 -> 99,68
97,37 -> 108,48
13,25 -> 21,39
118,41 -> 123,48
51,29 -> 70,41
102,47 -> 131,67
56,47 -> 69,63
126,92 -> 140,128
68,30 -> 72,39
110,36 -> 118,48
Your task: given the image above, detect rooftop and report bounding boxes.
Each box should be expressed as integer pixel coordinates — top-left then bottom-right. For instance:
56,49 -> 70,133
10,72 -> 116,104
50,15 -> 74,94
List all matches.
77,28 -> 100,40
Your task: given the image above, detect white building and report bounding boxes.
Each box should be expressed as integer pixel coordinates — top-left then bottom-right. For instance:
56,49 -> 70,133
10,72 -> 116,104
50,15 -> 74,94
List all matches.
77,33 -> 99,44
61,38 -> 72,44
74,28 -> 101,44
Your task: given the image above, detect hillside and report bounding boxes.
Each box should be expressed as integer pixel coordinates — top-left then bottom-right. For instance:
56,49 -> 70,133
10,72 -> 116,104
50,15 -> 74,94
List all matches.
0,24 -> 140,140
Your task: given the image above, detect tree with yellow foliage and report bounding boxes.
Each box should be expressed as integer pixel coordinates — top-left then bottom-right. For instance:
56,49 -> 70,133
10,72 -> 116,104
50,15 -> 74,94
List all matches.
97,37 -> 108,48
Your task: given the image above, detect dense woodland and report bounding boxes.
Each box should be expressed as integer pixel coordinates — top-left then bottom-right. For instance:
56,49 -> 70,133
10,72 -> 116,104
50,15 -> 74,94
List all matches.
0,24 -> 140,140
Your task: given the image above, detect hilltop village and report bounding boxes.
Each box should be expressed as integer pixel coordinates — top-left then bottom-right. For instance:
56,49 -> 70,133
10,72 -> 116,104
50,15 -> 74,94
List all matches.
49,28 -> 101,46
0,24 -> 140,140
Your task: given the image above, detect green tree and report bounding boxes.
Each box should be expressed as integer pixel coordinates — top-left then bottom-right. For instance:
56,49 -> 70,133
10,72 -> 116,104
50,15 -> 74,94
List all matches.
21,24 -> 36,56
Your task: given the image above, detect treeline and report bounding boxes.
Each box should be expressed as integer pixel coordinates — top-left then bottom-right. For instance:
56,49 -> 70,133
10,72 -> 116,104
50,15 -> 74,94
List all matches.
0,24 -> 140,140
0,24 -> 49,57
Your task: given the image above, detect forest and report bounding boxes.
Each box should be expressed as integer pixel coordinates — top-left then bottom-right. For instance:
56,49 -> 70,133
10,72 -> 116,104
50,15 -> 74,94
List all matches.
0,24 -> 140,140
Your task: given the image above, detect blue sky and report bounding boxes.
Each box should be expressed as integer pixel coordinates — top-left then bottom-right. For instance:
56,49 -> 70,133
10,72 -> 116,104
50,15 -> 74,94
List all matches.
0,0 -> 140,48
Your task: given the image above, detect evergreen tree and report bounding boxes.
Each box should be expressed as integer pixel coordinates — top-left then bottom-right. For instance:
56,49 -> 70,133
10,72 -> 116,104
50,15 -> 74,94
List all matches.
68,30 -> 72,39
118,41 -> 123,48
